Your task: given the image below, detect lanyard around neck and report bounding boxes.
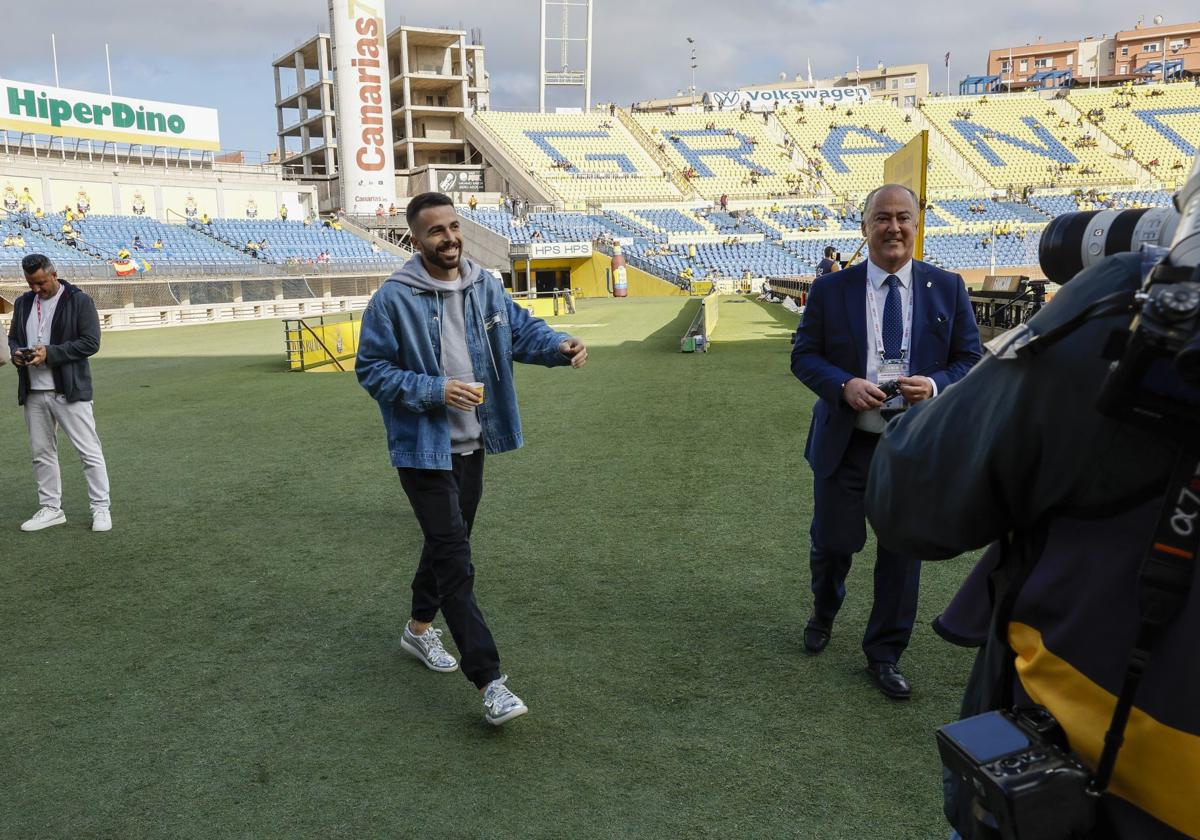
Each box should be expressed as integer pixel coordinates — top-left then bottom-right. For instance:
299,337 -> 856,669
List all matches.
867,274 -> 912,360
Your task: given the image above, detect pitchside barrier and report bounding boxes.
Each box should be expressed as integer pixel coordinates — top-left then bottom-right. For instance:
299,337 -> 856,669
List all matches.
0,274 -> 387,330
284,311 -> 362,371
681,291 -> 719,353
511,289 -> 576,318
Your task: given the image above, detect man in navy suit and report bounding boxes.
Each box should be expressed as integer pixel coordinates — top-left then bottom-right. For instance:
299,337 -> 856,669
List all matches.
791,184 -> 982,699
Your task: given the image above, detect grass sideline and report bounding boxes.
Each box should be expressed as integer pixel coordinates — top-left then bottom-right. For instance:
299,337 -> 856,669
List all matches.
0,296 -> 980,839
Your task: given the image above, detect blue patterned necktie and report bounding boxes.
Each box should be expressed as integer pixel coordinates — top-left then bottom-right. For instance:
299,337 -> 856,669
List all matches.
882,274 -> 903,359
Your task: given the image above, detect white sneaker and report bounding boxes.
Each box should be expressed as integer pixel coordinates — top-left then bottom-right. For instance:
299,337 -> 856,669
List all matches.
400,624 -> 459,672
482,676 -> 528,726
21,507 -> 66,532
92,510 -> 112,532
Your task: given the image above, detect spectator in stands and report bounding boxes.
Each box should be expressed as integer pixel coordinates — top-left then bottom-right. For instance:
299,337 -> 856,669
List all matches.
259,237 -> 269,252
34,207 -> 43,220
687,243 -> 697,262
61,224 -> 78,248
279,204 -> 288,221
246,239 -> 260,255
355,191 -> 587,728
317,250 -> 330,264
719,194 -> 729,212
3,233 -> 14,248
530,230 -> 543,242
9,254 -> 112,533
199,213 -> 210,227
467,195 -> 478,211
376,204 -> 386,219
152,239 -> 163,250
132,235 -> 143,251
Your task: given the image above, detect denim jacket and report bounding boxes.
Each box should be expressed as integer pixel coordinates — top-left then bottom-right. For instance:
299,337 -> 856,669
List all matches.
356,255 -> 571,469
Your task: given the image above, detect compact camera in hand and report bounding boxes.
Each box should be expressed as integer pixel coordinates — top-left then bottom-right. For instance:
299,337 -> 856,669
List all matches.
937,707 -> 1094,840
15,347 -> 37,363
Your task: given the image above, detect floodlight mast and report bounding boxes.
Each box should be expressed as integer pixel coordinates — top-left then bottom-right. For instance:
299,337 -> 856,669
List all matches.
539,0 -> 593,113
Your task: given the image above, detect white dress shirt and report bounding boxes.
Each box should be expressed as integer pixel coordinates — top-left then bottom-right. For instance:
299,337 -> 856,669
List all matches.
856,259 -> 937,432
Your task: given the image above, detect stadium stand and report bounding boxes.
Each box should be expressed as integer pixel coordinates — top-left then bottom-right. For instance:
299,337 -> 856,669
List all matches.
470,111 -> 685,205
919,93 -> 1136,188
777,100 -> 969,196
1065,82 -> 1200,187
629,111 -> 804,200
630,240 -> 811,279
0,216 -> 100,272
932,198 -> 1049,223
633,208 -> 709,235
197,219 -> 395,267
38,214 -> 257,267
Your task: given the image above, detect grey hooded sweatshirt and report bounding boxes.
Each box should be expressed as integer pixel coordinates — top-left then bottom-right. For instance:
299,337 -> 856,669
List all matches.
396,255 -> 483,454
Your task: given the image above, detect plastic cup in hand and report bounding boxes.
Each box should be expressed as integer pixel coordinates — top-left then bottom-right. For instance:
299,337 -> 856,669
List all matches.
468,381 -> 485,405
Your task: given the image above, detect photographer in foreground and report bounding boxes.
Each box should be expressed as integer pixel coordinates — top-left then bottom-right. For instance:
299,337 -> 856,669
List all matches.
865,155 -> 1200,839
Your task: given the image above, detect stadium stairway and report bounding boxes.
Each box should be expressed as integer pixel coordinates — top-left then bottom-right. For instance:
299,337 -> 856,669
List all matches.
905,108 -> 992,194
185,221 -> 271,263
615,108 -> 701,199
459,115 -> 560,206
1045,98 -> 1156,187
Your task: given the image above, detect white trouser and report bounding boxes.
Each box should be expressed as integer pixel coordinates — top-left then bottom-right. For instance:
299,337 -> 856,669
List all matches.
23,390 -> 111,513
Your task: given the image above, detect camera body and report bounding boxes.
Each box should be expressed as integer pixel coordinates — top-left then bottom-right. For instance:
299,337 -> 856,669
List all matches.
1096,268 -> 1200,435
937,708 -> 1094,840
15,347 -> 37,363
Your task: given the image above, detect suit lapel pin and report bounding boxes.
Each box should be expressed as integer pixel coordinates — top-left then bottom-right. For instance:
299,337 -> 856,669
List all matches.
926,281 -> 932,288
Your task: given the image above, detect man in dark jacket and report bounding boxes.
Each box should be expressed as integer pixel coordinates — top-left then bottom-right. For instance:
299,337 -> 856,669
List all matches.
866,251 -> 1199,838
9,254 -> 111,532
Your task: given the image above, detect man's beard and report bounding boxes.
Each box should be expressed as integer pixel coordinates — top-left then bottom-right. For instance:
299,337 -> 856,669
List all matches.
423,241 -> 463,271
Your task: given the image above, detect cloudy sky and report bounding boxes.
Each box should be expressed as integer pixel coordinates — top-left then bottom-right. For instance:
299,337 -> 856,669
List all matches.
3,0 -> 1196,153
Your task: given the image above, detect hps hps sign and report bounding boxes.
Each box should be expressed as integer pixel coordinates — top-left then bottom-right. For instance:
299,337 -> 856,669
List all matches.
0,78 -> 220,151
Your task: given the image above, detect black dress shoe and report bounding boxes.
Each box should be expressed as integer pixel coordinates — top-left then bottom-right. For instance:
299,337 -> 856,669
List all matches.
866,662 -> 912,699
803,624 -> 831,654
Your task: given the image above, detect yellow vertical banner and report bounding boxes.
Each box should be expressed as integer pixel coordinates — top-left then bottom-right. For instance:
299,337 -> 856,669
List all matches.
883,130 -> 929,261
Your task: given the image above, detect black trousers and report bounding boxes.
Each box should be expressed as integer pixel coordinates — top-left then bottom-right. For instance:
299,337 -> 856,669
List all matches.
808,428 -> 921,665
398,451 -> 501,689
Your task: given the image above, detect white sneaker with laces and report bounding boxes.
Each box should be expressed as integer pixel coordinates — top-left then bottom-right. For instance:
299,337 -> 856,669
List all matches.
482,676 -> 528,726
21,507 -> 66,532
400,624 -> 459,672
92,510 -> 112,532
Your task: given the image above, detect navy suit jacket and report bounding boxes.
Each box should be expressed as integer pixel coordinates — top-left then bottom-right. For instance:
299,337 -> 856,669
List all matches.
791,259 -> 982,479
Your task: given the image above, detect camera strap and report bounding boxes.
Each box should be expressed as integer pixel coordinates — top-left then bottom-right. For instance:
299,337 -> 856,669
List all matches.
1090,445 -> 1200,795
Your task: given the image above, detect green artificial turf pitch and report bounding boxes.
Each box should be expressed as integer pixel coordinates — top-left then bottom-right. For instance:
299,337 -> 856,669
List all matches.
0,296 -> 980,839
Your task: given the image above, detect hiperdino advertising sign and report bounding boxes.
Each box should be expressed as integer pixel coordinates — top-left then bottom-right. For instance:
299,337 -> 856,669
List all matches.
0,78 -> 220,151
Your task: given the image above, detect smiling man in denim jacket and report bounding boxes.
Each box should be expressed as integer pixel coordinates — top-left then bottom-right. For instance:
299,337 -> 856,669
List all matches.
357,192 -> 587,726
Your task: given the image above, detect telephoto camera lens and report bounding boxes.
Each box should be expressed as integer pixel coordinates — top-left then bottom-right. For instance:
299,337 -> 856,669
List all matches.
1038,207 -> 1179,285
